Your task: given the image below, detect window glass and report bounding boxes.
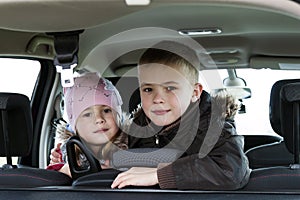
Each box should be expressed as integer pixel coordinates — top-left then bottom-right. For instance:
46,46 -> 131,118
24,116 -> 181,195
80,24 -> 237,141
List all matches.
0,58 -> 41,165
0,58 -> 40,99
202,68 -> 300,136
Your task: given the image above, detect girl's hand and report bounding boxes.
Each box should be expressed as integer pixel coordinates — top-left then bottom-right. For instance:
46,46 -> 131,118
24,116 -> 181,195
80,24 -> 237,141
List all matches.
111,167 -> 158,189
50,143 -> 63,164
101,159 -> 111,169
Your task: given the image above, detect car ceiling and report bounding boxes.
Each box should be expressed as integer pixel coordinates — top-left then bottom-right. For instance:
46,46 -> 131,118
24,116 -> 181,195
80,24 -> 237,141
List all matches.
0,0 -> 300,76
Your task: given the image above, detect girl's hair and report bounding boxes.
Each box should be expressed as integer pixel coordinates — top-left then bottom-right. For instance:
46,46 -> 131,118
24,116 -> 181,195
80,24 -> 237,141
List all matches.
101,129 -> 128,161
97,111 -> 128,161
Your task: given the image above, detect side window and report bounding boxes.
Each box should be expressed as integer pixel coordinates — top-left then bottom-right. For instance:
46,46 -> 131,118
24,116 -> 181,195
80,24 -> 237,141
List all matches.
0,58 -> 40,99
0,58 -> 41,165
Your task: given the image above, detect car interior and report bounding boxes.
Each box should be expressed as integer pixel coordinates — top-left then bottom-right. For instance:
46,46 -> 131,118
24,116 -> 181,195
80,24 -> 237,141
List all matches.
0,0 -> 300,199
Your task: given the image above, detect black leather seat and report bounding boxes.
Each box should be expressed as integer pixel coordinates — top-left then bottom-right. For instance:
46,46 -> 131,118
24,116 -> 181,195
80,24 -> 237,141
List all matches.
243,82 -> 300,191
0,93 -> 72,187
245,79 -> 298,169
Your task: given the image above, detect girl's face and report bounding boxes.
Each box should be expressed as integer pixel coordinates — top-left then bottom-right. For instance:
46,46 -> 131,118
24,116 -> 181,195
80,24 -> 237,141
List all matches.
138,63 -> 202,126
75,105 -> 119,147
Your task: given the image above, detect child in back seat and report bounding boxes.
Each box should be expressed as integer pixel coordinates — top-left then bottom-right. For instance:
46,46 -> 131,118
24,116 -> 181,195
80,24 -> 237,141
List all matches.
111,40 -> 250,190
51,41 -> 249,190
47,72 -> 129,177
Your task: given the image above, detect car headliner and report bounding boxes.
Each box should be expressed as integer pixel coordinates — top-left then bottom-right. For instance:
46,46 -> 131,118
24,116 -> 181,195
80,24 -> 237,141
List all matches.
0,0 -> 299,76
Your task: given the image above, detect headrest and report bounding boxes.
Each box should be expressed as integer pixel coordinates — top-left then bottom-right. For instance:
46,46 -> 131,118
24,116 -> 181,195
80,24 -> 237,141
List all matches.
280,82 -> 300,154
270,79 -> 300,135
108,76 -> 140,114
0,93 -> 33,157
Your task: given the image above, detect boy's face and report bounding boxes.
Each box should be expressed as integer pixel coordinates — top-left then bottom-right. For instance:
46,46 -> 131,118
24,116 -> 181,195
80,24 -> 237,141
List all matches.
75,105 -> 119,148
138,63 -> 202,126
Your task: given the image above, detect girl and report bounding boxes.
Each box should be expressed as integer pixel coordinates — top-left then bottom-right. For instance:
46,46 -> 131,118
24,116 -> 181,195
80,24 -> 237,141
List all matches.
48,72 -> 128,177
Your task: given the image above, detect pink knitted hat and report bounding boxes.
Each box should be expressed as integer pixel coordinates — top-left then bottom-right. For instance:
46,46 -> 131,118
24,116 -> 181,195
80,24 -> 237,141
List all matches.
64,72 -> 123,131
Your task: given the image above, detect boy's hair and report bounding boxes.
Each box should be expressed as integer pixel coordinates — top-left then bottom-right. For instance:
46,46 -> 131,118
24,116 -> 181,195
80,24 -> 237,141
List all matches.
139,41 -> 199,85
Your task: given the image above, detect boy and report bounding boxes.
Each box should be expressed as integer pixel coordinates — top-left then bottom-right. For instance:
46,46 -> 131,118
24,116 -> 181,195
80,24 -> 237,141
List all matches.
111,40 -> 250,190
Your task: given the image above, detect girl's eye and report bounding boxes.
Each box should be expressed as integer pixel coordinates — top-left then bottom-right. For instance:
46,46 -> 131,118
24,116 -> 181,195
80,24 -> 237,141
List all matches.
82,112 -> 92,118
166,86 -> 176,91
143,87 -> 152,93
103,108 -> 112,113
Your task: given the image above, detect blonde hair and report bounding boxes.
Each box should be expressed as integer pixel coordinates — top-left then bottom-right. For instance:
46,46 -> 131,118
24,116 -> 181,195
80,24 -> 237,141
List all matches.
139,41 -> 199,85
101,111 -> 129,160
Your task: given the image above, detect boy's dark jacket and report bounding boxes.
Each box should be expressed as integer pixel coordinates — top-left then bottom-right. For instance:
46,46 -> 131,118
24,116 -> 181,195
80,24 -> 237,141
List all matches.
128,91 -> 251,190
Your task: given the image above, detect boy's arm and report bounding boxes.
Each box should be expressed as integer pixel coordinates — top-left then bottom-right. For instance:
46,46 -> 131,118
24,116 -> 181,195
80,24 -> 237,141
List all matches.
111,128 -> 250,190
157,129 -> 251,190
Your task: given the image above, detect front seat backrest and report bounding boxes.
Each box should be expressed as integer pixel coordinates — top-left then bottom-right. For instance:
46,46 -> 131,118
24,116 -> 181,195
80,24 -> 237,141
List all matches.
0,93 -> 72,188
269,79 -> 300,134
245,79 -> 298,169
243,82 -> 300,191
0,93 -> 32,163
281,82 -> 300,161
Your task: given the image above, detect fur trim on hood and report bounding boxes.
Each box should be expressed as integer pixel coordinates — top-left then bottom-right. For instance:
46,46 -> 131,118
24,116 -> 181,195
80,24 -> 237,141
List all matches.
210,89 -> 240,120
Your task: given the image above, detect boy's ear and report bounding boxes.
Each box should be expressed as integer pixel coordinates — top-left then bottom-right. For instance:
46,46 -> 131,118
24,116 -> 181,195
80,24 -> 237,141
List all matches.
192,83 -> 203,102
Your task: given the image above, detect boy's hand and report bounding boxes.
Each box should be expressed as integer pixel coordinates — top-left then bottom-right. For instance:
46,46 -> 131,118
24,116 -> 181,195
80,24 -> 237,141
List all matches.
49,143 -> 63,164
111,167 -> 158,189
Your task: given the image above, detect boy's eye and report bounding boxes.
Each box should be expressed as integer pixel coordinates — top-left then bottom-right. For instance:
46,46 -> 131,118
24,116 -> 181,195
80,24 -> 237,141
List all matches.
166,86 -> 176,91
143,87 -> 152,93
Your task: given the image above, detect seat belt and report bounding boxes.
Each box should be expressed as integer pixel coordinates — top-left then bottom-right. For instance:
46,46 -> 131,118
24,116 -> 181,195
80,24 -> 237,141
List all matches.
49,30 -> 83,87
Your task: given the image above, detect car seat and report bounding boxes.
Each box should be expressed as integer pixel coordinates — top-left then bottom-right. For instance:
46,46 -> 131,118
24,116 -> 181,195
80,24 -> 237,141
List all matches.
108,76 -> 140,114
0,93 -> 72,187
243,82 -> 300,191
245,79 -> 298,169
